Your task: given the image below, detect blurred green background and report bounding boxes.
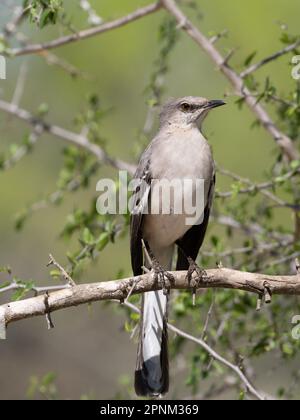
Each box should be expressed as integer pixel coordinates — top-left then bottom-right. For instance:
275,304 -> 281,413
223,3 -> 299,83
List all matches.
0,0 -> 299,399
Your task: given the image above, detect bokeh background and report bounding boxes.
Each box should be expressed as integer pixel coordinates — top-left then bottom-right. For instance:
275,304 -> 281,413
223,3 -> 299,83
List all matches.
0,0 -> 299,399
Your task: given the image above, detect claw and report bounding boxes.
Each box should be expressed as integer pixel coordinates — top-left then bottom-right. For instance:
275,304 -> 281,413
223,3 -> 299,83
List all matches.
152,260 -> 174,295
186,257 -> 207,304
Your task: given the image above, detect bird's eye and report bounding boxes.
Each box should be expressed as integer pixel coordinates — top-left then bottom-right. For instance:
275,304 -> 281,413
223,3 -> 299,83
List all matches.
180,103 -> 192,113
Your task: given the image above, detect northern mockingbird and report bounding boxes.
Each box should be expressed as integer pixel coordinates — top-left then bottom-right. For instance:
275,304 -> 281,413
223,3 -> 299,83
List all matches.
130,96 -> 225,397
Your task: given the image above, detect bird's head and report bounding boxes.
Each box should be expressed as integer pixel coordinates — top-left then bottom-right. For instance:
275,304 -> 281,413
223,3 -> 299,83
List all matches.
160,96 -> 226,128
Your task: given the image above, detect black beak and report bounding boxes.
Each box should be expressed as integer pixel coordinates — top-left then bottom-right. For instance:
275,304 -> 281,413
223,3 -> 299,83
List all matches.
205,100 -> 226,109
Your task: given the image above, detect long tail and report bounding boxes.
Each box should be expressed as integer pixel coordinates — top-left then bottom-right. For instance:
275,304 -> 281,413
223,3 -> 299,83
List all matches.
135,289 -> 169,397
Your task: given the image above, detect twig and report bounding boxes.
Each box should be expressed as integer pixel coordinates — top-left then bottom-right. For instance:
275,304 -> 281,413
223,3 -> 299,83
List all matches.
212,215 -> 292,244
125,275 -> 143,303
39,50 -> 88,79
263,251 -> 300,269
217,166 -> 299,209
0,280 -> 21,294
217,165 -> 298,201
263,282 -> 272,304
47,254 -> 76,287
222,48 -> 237,66
3,5 -> 27,39
169,323 -> 264,400
212,215 -> 264,236
29,177 -> 91,211
201,291 -> 215,340
1,125 -> 43,171
241,39 -> 300,78
203,237 -> 294,259
160,0 -> 299,162
11,3 -> 162,57
256,294 -> 263,311
123,301 -> 265,401
79,0 -> 103,26
0,280 -> 71,295
0,99 -> 136,174
267,94 -> 297,108
22,163 -> 99,216
34,285 -> 71,293
142,239 -> 153,268
205,312 -> 231,372
44,292 -> 54,330
209,29 -> 228,44
13,29 -> 87,79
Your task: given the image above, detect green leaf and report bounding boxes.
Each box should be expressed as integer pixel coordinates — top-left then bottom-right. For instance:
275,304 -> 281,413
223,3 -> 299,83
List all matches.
82,227 -> 95,245
11,288 -> 27,301
130,312 -> 140,322
280,32 -> 297,45
96,232 -> 110,251
38,103 -> 49,116
40,10 -> 52,28
14,209 -> 29,231
290,160 -> 300,170
282,342 -> 294,356
41,372 -> 56,386
275,176 -> 286,184
173,301 -> 186,316
0,266 -> 11,275
211,235 -> 220,247
50,270 -> 61,278
235,97 -> 246,109
124,321 -> 133,333
244,51 -> 257,67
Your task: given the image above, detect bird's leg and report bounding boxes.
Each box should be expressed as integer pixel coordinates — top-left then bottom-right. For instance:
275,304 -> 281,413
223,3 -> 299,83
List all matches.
186,257 -> 207,288
152,258 -> 175,296
144,241 -> 174,295
184,255 -> 208,306
176,244 -> 208,288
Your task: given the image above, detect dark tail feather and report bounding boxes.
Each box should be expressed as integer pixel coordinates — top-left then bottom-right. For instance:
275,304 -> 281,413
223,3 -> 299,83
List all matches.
135,292 -> 169,397
135,319 -> 169,397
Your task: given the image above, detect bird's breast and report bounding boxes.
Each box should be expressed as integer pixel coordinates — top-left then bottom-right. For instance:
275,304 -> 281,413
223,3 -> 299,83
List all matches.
150,129 -> 214,185
143,129 -> 214,248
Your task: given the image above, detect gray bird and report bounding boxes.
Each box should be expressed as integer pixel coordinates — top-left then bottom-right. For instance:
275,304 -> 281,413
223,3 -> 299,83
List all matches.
130,96 -> 225,397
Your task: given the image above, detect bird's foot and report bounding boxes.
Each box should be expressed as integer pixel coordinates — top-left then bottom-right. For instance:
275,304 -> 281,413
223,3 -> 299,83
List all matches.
186,257 -> 207,304
152,259 -> 174,296
186,257 -> 207,286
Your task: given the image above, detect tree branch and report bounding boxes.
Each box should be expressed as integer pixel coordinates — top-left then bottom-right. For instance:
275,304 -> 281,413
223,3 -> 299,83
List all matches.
216,165 -> 300,209
1,267 -> 300,333
160,0 -> 299,162
47,254 -> 76,287
168,319 -> 264,400
124,301 -> 264,400
3,5 -> 27,39
0,99 -> 136,175
11,2 -> 162,57
240,39 -> 300,78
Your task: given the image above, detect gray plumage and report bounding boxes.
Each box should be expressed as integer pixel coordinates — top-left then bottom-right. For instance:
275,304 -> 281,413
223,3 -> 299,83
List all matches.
130,96 -> 225,397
